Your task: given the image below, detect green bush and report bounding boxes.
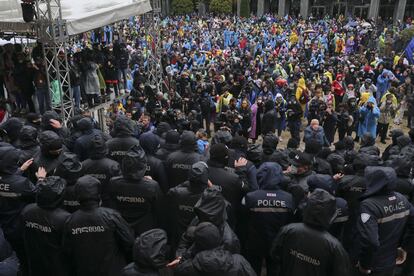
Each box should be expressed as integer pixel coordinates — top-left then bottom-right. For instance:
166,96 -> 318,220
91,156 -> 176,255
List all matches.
209,0 -> 232,14
172,0 -> 194,14
240,0 -> 249,17
402,27 -> 414,45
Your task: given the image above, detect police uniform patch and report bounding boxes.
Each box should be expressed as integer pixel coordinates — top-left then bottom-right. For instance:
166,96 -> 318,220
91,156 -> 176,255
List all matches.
361,213 -> 371,223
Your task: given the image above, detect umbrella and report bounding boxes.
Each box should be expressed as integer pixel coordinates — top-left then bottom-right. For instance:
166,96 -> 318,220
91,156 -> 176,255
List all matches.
304,29 -> 316,33
345,21 -> 358,29
361,22 -> 372,28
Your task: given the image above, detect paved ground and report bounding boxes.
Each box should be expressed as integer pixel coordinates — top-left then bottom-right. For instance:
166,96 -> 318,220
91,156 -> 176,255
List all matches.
272,119 -> 411,153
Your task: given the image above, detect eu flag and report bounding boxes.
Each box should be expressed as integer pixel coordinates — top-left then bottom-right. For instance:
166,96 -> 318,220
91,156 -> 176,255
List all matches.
406,37 -> 414,64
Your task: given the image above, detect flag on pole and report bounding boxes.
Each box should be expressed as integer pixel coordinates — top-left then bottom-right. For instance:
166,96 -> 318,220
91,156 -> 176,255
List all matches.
406,37 -> 414,64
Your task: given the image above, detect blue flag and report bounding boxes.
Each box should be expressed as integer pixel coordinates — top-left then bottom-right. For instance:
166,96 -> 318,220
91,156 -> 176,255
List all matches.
406,37 -> 414,64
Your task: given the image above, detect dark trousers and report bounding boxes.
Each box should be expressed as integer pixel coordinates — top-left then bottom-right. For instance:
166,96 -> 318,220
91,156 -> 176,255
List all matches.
0,75 -> 5,99
22,92 -> 35,113
288,120 -> 301,142
201,112 -> 211,135
338,128 -> 347,141
377,122 -> 389,142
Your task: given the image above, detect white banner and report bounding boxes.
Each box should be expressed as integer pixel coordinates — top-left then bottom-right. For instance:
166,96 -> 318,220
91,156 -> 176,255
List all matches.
0,0 -> 152,35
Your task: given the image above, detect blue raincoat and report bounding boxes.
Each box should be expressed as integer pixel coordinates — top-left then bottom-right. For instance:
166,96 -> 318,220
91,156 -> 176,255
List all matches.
358,96 -> 380,138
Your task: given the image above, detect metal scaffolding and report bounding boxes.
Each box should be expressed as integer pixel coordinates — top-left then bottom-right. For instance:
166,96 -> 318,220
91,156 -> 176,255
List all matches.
142,12 -> 163,94
35,0 -> 73,124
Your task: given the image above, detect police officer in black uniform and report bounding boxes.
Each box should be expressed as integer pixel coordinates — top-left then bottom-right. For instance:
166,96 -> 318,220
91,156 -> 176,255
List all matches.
108,145 -> 162,237
244,162 -> 294,275
139,132 -> 168,194
82,134 -> 120,207
22,176 -> 71,276
168,161 -> 209,249
271,189 -> 351,276
63,175 -> 134,276
356,166 -> 414,276
165,131 -> 204,189
0,146 -> 35,268
106,115 -> 140,164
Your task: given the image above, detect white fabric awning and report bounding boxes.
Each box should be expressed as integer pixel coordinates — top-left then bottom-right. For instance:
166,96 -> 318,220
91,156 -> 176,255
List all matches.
0,0 -> 152,35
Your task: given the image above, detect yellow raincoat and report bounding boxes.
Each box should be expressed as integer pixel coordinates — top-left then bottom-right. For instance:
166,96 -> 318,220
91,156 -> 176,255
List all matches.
296,78 -> 308,111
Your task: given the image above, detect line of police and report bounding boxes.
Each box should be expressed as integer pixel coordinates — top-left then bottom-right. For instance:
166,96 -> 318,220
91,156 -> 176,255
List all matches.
0,110 -> 414,276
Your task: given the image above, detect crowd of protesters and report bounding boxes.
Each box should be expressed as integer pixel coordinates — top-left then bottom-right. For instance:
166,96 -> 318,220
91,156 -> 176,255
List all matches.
1,13 -> 414,276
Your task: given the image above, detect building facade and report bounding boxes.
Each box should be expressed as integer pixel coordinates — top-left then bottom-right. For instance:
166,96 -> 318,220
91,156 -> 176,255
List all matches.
250,0 -> 413,23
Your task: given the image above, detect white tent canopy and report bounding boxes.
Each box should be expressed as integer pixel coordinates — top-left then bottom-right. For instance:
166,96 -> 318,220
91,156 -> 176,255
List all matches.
0,0 -> 152,35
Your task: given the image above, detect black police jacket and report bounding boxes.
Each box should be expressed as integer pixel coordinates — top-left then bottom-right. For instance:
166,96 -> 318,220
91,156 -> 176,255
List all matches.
207,160 -> 249,226
0,174 -> 35,237
271,188 -> 351,276
121,229 -> 168,276
21,203 -> 71,276
63,202 -> 134,276
82,157 -> 120,207
167,181 -> 204,244
357,191 -> 414,271
106,136 -> 140,164
175,248 -> 257,276
146,155 -> 168,194
245,188 -> 294,251
108,176 -> 162,236
271,222 -> 350,276
165,150 -> 204,189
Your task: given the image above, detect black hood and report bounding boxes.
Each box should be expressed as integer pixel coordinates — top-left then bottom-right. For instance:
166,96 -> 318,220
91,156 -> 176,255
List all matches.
26,112 -> 41,126
212,130 -> 232,146
54,152 -> 82,185
0,117 -> 23,143
390,156 -> 411,177
397,135 -> 411,148
111,115 -> 135,137
121,145 -> 147,180
304,140 -> 322,155
353,152 -> 382,174
139,132 -> 160,155
360,133 -> 376,147
390,129 -> 404,145
89,134 -> 108,159
231,135 -> 248,153
209,143 -> 229,166
39,131 -> 63,155
326,153 -> 345,174
189,161 -> 209,189
75,175 -> 101,203
257,162 -> 283,190
36,176 -> 66,209
194,222 -> 222,252
153,122 -> 171,138
68,114 -> 84,130
133,229 -> 168,269
18,125 -> 38,148
194,186 -> 227,227
77,117 -> 94,133
0,146 -> 20,174
307,174 -> 335,194
246,144 -> 262,165
262,133 -> 278,155
303,188 -> 337,230
362,166 -> 397,199
41,110 -> 60,130
343,136 -> 355,150
193,249 -> 234,275
165,130 -> 180,143
180,130 -> 197,152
